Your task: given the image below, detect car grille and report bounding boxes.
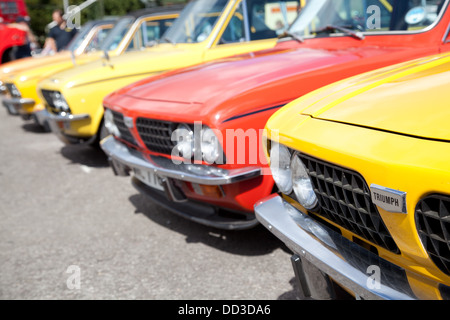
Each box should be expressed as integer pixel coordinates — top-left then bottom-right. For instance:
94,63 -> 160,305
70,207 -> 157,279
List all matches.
299,153 -> 400,254
415,194 -> 450,276
135,118 -> 178,155
6,83 -> 21,98
110,110 -> 137,146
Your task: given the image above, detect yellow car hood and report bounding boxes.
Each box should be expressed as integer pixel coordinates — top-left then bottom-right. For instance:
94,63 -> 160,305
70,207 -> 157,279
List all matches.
299,53 -> 450,141
43,44 -> 201,89
8,52 -> 102,83
0,52 -> 72,80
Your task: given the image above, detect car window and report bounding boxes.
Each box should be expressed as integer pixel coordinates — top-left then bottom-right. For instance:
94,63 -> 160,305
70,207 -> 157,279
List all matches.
220,2 -> 245,43
162,0 -> 229,44
85,26 -> 112,52
248,0 -> 300,40
290,0 -> 447,36
219,0 -> 300,44
128,17 -> 177,50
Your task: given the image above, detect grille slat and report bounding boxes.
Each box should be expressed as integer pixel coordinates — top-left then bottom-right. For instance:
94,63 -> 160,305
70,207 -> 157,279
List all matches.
135,118 -> 178,155
299,154 -> 400,254
111,110 -> 137,146
416,195 -> 450,276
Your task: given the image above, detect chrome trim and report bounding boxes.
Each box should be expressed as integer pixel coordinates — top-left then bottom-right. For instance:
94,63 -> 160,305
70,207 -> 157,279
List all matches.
33,109 -> 51,128
370,184 -> 407,214
101,135 -> 261,185
255,195 -> 416,300
2,98 -> 35,115
48,113 -> 90,122
0,81 -> 6,95
2,97 -> 35,106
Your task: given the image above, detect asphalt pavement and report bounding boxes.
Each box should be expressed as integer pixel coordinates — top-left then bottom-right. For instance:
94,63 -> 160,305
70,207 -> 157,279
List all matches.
0,103 -> 299,300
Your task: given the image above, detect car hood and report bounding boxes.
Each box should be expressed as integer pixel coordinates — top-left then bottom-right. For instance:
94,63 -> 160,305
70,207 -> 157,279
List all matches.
298,53 -> 450,141
0,52 -> 72,81
8,53 -> 101,84
41,44 -> 203,89
112,45 -> 413,123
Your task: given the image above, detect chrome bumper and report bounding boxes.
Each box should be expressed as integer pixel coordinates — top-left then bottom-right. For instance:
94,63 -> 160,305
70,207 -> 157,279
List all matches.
101,135 -> 261,186
101,136 -> 262,230
2,97 -> 35,115
255,195 -> 417,300
32,109 -> 51,130
47,112 -> 94,145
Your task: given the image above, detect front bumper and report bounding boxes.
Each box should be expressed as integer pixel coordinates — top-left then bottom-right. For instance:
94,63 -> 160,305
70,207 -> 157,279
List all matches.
0,82 -> 6,95
101,136 -> 262,230
32,109 -> 51,130
2,97 -> 35,116
255,195 -> 420,300
47,112 -> 94,145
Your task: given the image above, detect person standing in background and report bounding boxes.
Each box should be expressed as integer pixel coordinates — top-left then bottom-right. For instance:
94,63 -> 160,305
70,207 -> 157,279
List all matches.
43,9 -> 77,53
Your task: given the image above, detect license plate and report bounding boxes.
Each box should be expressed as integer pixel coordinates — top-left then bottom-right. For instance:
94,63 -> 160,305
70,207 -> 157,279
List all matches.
133,168 -> 164,191
57,120 -> 70,130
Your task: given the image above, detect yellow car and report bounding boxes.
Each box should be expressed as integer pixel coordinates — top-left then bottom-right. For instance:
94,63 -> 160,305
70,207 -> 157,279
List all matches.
1,7 -> 182,128
256,52 -> 450,300
0,19 -> 114,96
37,0 -> 301,146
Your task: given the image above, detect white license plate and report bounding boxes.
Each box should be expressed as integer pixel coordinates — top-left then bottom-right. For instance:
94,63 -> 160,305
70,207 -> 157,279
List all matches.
133,168 -> 164,191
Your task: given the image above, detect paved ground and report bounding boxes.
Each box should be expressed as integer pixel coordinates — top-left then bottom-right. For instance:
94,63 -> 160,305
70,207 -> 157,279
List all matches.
0,104 -> 299,300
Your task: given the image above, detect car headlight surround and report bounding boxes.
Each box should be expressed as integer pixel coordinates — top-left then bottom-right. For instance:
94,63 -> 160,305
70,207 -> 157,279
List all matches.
104,108 -> 121,138
269,141 -> 293,194
291,152 -> 318,210
8,83 -> 21,98
200,126 -> 222,164
51,91 -> 71,113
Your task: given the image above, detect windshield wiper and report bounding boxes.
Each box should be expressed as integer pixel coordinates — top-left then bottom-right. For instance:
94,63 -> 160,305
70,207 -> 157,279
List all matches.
313,25 -> 364,40
162,37 -> 176,46
278,30 -> 304,43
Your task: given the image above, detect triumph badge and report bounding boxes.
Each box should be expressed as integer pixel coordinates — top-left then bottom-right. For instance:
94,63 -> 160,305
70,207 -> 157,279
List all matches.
370,184 -> 407,214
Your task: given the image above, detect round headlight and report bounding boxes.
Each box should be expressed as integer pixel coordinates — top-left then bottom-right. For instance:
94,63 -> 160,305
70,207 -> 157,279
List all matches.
104,108 -> 121,137
270,142 -> 292,194
200,127 -> 221,164
172,124 -> 194,159
291,154 -> 318,210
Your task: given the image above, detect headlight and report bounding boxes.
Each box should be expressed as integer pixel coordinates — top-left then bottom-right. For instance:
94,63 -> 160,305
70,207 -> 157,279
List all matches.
52,91 -> 70,113
104,108 -> 121,138
269,142 -> 292,194
291,153 -> 318,210
172,124 -> 194,159
200,127 -> 221,164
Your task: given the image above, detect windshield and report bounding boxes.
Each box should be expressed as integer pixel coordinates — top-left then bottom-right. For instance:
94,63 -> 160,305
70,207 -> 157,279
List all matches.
289,0 -> 446,38
162,0 -> 229,44
101,16 -> 134,51
66,22 -> 94,51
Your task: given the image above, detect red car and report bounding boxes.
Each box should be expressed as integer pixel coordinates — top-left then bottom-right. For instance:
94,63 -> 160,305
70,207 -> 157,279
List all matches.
0,0 -> 29,63
101,0 -> 450,230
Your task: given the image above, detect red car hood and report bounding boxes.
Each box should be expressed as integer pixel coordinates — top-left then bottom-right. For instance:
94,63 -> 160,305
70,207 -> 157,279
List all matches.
106,45 -> 430,125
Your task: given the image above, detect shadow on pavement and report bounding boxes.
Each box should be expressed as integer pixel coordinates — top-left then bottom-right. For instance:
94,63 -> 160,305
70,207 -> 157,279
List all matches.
60,144 -> 110,168
128,193 -> 292,257
21,122 -> 49,134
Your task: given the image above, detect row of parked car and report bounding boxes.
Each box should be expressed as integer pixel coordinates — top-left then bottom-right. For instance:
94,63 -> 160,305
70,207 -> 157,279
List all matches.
1,0 -> 449,300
